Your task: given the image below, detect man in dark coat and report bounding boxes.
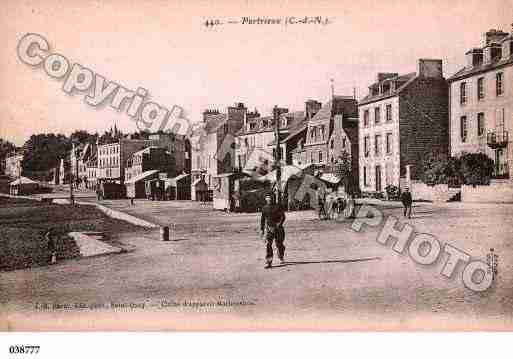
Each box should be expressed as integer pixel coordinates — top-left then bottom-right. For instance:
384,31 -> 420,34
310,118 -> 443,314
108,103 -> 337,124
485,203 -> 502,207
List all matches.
401,187 -> 413,218
260,193 -> 286,268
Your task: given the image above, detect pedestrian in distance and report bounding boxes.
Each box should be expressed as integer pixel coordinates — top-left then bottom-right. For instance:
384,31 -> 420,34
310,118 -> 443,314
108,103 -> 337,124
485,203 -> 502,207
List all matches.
44,228 -> 57,265
401,187 -> 413,218
316,187 -> 327,220
260,193 -> 286,269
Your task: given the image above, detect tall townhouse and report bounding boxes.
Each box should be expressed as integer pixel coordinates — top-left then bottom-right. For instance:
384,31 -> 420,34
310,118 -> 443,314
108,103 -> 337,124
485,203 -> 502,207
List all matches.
97,138 -> 154,184
297,96 -> 358,176
190,103 -> 247,190
359,59 -> 449,193
235,106 -> 308,172
448,28 -> 513,179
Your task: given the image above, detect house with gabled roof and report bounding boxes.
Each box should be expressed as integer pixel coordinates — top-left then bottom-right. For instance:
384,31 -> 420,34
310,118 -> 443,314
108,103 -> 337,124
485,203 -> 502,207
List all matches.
358,59 -> 449,193
190,103 -> 248,191
298,95 -> 359,184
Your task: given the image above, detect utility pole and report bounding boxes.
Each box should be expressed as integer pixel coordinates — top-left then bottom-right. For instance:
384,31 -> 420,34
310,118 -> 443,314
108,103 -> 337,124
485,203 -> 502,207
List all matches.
273,106 -> 282,205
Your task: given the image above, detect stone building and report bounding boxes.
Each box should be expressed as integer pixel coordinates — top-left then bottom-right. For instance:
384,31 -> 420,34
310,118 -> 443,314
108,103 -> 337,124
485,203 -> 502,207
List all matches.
4,151 -> 23,178
448,28 -> 513,179
296,96 -> 358,177
235,106 -> 309,172
190,103 -> 248,191
124,146 -> 175,182
358,59 -> 449,193
147,133 -> 190,174
97,138 -> 154,184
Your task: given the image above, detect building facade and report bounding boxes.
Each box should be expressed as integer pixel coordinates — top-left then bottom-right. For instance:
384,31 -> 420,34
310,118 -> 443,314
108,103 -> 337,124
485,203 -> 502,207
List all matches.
4,152 -> 23,178
235,107 -> 308,172
359,59 -> 449,192
125,146 -> 175,182
448,28 -> 513,179
298,96 -> 359,176
97,138 -> 154,184
147,133 -> 190,174
191,103 -> 247,190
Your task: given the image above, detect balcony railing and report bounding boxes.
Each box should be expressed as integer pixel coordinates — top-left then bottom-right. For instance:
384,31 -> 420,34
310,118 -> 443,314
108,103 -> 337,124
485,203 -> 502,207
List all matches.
487,130 -> 509,149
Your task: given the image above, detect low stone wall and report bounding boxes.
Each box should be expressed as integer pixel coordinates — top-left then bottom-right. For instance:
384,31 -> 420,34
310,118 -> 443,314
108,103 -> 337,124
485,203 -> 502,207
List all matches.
461,181 -> 513,203
410,182 -> 454,202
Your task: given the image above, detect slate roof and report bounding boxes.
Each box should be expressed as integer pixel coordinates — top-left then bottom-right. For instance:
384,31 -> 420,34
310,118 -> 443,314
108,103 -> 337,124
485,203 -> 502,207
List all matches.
358,72 -> 417,106
448,56 -> 513,82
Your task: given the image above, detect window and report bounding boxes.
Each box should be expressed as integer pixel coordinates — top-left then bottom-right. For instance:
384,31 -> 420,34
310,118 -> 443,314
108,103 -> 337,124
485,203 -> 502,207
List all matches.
363,166 -> 368,186
495,108 -> 505,130
310,152 -> 314,163
460,82 -> 467,104
320,125 -> 325,139
477,113 -> 485,137
342,138 -> 347,148
496,72 -> 503,96
363,110 -> 369,127
460,116 -> 467,142
318,151 -> 323,163
386,104 -> 392,122
364,136 -> 370,157
386,133 -> 393,154
375,135 -> 381,156
374,107 -> 381,124
330,139 -> 334,149
477,77 -> 485,100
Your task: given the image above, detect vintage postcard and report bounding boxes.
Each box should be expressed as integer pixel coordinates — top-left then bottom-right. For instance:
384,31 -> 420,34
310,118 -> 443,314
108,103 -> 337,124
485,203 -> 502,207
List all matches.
0,0 -> 512,332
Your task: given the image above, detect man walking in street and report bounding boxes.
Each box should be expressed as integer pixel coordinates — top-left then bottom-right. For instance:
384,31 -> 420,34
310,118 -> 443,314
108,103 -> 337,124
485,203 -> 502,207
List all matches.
260,193 -> 286,268
401,187 -> 413,218
316,186 -> 327,220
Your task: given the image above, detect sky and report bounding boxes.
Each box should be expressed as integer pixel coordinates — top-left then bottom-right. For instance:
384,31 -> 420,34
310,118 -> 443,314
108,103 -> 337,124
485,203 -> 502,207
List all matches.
0,0 -> 512,146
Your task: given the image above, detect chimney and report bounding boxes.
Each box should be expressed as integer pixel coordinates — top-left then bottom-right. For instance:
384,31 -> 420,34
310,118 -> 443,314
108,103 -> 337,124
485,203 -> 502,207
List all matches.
418,59 -> 443,78
483,43 -> 502,65
305,100 -> 322,119
482,29 -> 509,47
466,48 -> 483,68
377,73 -> 398,82
502,34 -> 513,59
202,109 -> 220,122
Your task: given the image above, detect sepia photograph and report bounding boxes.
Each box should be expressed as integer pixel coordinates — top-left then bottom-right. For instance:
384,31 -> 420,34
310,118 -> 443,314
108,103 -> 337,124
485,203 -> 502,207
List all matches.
0,0 -> 513,336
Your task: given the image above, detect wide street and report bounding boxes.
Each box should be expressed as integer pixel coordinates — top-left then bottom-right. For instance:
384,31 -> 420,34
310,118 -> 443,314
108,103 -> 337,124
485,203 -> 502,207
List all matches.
1,198 -> 513,330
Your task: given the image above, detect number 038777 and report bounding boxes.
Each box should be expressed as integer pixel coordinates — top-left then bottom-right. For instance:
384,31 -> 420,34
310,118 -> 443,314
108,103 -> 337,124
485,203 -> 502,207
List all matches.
9,346 -> 40,355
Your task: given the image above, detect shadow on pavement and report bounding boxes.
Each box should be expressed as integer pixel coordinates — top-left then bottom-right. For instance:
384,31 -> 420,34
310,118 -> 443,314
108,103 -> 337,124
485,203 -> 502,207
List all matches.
274,257 -> 380,268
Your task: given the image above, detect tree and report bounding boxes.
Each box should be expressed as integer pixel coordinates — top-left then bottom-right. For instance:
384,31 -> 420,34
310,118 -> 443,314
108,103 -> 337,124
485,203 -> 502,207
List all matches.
70,130 -> 97,144
21,133 -> 70,180
422,151 -> 493,186
459,152 -> 494,185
